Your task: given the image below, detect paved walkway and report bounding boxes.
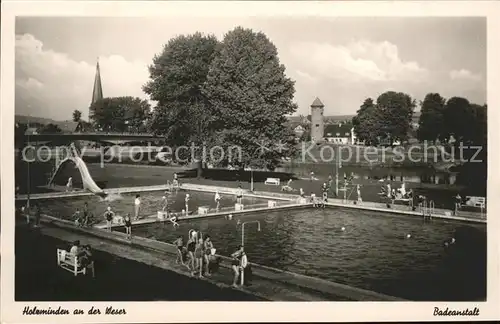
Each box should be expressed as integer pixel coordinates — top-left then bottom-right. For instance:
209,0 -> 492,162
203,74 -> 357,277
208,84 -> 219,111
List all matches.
17,182 -> 485,224
31,214 -> 403,301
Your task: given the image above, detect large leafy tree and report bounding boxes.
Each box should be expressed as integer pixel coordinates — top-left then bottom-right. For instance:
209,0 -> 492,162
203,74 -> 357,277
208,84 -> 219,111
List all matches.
443,97 -> 475,144
144,33 -> 219,145
352,98 -> 381,146
202,27 -> 297,170
89,96 -> 151,132
376,91 -> 416,144
417,93 -> 446,143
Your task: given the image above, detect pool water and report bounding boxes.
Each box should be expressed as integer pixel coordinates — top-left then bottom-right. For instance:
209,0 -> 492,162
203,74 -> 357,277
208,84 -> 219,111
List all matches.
128,208 -> 486,301
33,190 -> 267,221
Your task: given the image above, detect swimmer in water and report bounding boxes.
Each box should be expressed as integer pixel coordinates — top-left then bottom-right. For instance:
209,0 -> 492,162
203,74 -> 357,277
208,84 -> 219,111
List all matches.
444,237 -> 456,247
405,233 -> 411,239
227,214 -> 233,220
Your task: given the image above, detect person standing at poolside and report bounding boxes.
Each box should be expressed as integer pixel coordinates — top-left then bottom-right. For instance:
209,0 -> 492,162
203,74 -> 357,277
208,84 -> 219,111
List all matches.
357,184 -> 362,203
186,232 -> 196,275
124,213 -> 132,239
82,202 -> 90,227
134,194 -> 141,220
236,185 -> 243,205
195,237 -> 205,278
214,190 -> 221,211
203,235 -> 214,276
322,182 -> 328,203
185,194 -> 190,215
103,206 -> 114,232
173,235 -> 185,265
454,193 -> 462,214
231,245 -> 245,287
173,173 -> 179,188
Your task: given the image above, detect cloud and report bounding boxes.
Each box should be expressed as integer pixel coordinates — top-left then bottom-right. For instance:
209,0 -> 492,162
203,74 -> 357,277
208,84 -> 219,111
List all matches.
15,33 -> 150,121
289,40 -> 428,84
449,69 -> 482,82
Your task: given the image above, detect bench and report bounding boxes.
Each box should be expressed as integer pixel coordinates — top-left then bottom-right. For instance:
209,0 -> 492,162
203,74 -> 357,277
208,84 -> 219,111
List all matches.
264,178 -> 280,186
462,196 -> 486,212
57,249 -> 95,277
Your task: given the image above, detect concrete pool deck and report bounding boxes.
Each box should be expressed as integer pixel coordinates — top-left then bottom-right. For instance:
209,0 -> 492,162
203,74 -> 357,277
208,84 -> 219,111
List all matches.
27,213 -> 404,301
16,182 -> 486,224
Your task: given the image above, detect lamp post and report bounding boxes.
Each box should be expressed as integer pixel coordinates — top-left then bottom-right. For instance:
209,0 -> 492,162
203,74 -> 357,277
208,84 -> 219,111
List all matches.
240,220 -> 261,286
241,220 -> 261,247
26,117 -> 31,209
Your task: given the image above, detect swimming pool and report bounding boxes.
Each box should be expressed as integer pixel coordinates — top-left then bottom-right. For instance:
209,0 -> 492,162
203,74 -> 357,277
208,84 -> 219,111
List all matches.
32,190 -> 270,221
127,207 -> 486,301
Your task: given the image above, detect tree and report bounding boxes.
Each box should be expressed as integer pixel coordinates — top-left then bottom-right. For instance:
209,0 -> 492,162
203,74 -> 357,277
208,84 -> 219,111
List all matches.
352,98 -> 381,146
143,33 -> 219,177
469,103 -> 487,146
375,91 -> 416,144
443,97 -> 475,144
417,93 -> 446,143
89,96 -> 151,132
144,33 -> 219,140
202,27 -> 297,170
72,109 -> 82,122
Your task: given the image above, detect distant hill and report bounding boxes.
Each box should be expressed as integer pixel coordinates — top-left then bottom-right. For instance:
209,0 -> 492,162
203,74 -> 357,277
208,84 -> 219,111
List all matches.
15,115 -> 60,125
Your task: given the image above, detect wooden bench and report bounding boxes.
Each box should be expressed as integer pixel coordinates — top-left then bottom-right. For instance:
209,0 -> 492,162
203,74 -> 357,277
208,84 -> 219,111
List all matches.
264,178 -> 280,186
57,249 -> 95,277
462,196 -> 486,212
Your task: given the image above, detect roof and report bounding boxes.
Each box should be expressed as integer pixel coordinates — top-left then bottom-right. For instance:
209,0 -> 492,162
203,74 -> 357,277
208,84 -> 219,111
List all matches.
324,124 -> 353,137
311,97 -> 324,107
24,128 -> 38,135
54,121 -> 79,133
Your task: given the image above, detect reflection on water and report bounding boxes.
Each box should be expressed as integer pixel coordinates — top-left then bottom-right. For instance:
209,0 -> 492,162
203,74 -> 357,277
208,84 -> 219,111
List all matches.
129,208 -> 486,301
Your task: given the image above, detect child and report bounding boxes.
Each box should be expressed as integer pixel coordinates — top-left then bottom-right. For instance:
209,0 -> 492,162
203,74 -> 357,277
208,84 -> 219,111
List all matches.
310,193 -> 317,207
214,190 -> 221,211
161,195 -> 168,212
73,208 -> 82,227
185,194 -> 190,214
134,194 -> 141,220
236,186 -> 243,205
124,213 -> 132,239
103,206 -> 114,232
173,235 -> 185,265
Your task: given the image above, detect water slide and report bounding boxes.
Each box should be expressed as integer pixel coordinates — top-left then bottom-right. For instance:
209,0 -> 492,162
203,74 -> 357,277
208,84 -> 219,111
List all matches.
48,156 -> 104,195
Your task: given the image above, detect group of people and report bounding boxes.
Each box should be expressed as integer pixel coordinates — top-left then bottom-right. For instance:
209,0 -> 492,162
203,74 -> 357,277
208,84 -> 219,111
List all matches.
72,202 -> 94,227
173,231 -> 218,278
173,231 -> 250,287
68,240 -> 95,277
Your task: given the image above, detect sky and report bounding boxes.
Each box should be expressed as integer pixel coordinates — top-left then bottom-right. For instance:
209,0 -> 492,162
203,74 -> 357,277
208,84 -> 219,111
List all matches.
15,17 -> 486,121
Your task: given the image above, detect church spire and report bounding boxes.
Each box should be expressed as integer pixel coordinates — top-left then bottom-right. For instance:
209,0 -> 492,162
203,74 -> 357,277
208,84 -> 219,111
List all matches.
90,58 -> 103,121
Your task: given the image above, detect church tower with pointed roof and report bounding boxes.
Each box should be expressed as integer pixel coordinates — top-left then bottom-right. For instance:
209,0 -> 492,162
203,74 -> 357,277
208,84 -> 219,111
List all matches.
90,58 -> 103,122
310,97 -> 324,142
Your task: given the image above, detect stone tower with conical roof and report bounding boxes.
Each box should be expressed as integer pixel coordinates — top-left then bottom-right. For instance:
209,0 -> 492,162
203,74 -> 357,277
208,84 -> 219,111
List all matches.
310,97 -> 324,142
90,58 -> 103,121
